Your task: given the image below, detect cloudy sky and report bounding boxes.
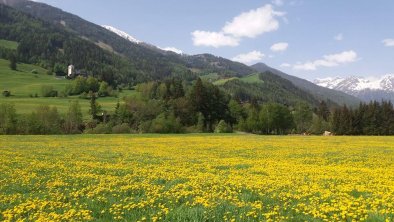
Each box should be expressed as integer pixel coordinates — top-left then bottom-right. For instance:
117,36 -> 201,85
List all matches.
34,0 -> 394,80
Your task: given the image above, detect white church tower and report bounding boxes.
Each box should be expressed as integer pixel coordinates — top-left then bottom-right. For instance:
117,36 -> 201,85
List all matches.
68,65 -> 75,77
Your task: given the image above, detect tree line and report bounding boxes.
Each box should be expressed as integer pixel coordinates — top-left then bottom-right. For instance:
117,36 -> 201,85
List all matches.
331,101 -> 394,135
0,101 -> 83,135
2,77 -> 394,135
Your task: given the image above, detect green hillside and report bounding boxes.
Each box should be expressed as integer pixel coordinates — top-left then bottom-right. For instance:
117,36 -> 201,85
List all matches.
0,59 -> 137,115
0,1 -> 339,109
0,97 -> 120,115
221,72 -> 319,106
251,63 -> 361,107
213,73 -> 264,86
240,73 -> 264,84
0,59 -> 67,96
214,77 -> 239,85
0,39 -> 18,49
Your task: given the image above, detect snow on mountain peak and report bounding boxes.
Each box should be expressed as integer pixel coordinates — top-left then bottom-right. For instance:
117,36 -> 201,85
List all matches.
314,75 -> 394,92
380,74 -> 394,90
102,25 -> 141,44
314,77 -> 345,89
158,47 -> 183,55
102,25 -> 184,54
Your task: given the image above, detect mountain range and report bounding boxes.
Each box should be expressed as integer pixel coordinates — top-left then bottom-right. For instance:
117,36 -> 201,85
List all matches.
98,24 -> 362,107
314,75 -> 394,102
251,63 -> 361,106
0,0 -> 364,107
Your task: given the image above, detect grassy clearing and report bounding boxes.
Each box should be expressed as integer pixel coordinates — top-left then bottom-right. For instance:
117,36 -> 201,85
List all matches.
0,39 -> 18,50
200,73 -> 220,82
0,135 -> 393,221
240,73 -> 264,84
213,73 -> 264,85
0,59 -> 67,96
0,91 -> 137,115
0,59 -> 138,115
213,77 -> 239,85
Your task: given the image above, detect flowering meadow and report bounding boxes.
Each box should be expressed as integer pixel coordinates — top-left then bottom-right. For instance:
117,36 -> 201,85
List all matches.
1,135 -> 394,221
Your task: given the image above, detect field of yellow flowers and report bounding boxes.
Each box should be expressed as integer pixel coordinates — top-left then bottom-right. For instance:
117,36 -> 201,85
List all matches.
1,135 -> 394,221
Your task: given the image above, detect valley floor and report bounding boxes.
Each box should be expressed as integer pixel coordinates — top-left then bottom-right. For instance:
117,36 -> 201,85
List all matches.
1,135 -> 394,221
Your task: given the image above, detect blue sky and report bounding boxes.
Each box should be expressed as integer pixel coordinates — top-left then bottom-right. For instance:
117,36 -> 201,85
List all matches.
35,0 -> 394,80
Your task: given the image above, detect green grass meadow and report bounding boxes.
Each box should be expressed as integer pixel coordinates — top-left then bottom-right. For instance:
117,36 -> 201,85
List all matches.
0,39 -> 18,50
212,73 -> 264,85
0,58 -> 136,115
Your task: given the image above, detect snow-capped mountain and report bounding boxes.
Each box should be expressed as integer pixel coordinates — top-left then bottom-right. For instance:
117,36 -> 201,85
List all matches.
158,47 -> 183,55
102,25 -> 183,55
314,75 -> 394,102
102,25 -> 142,44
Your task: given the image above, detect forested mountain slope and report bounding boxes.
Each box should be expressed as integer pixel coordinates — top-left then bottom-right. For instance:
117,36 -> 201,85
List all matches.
0,1 -> 334,107
251,63 -> 361,107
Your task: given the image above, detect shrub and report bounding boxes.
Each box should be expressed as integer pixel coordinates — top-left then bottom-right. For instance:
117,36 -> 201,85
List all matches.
79,92 -> 88,99
150,113 -> 183,133
9,54 -> 17,71
112,123 -> 131,134
2,91 -> 11,97
138,121 -> 152,133
0,103 -> 18,134
215,120 -> 233,133
31,69 -> 38,74
41,85 -> 58,97
58,91 -> 68,98
85,124 -> 112,134
98,81 -> 111,97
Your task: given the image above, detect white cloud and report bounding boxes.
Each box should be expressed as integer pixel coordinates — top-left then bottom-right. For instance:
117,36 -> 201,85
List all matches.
280,63 -> 291,67
223,5 -> 285,38
272,0 -> 284,6
270,42 -> 288,52
232,51 -> 265,64
159,47 -> 183,54
293,50 -> 358,71
323,50 -> 357,63
191,31 -> 239,48
382,39 -> 394,47
192,4 -> 285,48
334,33 -> 343,41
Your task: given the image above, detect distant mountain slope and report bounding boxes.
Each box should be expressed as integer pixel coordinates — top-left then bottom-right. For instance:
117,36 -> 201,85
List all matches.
221,71 -> 320,106
314,75 -> 394,102
251,63 -> 361,106
0,0 -> 326,108
185,54 -> 256,77
0,3 -> 147,85
2,0 -> 257,78
1,0 -> 191,78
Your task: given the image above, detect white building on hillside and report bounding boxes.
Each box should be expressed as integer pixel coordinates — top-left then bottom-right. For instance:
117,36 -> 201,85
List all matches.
68,65 -> 75,77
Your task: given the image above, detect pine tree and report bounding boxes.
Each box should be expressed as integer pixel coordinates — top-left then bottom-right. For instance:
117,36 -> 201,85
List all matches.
317,100 -> 330,121
340,105 -> 353,135
89,91 -> 101,120
331,108 -> 342,134
9,53 -> 17,71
